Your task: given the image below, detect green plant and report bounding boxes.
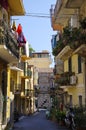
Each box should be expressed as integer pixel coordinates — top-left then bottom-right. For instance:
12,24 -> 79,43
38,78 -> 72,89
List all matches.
49,107 -> 57,120
75,113 -> 86,128
52,38 -> 64,56
80,17 -> 86,29
74,106 -> 86,128
52,24 -> 86,57
56,110 -> 66,122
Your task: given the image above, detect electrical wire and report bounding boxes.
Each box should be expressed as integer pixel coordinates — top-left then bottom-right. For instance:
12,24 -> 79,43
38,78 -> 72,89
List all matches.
26,13 -> 50,16
25,13 -> 51,18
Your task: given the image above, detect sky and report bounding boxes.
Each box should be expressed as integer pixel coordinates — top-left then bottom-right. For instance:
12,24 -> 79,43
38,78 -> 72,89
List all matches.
12,0 -> 57,67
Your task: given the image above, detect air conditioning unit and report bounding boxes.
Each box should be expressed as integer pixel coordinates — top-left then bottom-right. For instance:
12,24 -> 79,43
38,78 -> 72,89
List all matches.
70,76 -> 77,85
70,14 -> 79,28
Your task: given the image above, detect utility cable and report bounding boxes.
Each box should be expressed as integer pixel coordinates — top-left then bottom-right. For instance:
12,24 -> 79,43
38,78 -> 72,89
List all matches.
25,13 -> 51,18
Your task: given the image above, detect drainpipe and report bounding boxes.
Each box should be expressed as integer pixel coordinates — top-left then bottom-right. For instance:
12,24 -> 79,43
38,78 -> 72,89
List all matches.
0,87 -> 3,130
85,61 -> 86,107
83,58 -> 86,107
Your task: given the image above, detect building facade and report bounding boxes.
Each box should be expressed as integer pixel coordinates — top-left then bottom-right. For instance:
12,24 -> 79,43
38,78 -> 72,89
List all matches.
0,1 -> 25,129
50,0 -> 86,107
28,50 -> 54,109
37,68 -> 53,108
0,1 -> 36,129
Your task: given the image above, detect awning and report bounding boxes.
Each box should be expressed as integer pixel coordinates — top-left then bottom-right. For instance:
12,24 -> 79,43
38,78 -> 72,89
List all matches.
10,66 -> 23,71
8,0 -> 25,16
66,0 -> 85,8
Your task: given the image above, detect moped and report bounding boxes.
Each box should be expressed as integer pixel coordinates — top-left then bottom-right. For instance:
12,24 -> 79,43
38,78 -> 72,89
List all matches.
65,107 -> 76,130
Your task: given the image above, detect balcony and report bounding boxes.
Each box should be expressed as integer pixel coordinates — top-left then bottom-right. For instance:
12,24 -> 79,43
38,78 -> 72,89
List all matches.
73,44 -> 86,57
57,45 -> 73,60
66,0 -> 85,8
50,0 -> 75,30
14,84 -> 21,94
52,32 -> 73,59
55,72 -> 76,87
27,69 -> 32,77
8,0 -> 25,16
19,47 -> 30,62
21,68 -> 32,79
25,89 -> 34,98
52,23 -> 86,58
0,20 -> 19,63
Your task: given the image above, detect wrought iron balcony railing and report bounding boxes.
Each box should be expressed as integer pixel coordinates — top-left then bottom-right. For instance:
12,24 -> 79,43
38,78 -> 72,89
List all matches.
24,69 -> 32,77
52,25 -> 86,56
14,84 -> 21,93
55,72 -> 76,86
0,20 -> 19,58
25,89 -> 34,97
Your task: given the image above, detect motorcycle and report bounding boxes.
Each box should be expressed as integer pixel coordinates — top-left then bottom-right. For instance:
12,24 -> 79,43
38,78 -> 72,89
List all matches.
45,109 -> 50,119
65,107 -> 76,130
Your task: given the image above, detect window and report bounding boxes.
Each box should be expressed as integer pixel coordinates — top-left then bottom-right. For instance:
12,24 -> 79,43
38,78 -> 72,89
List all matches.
38,54 -> 41,58
78,55 -> 82,73
68,57 -> 72,72
69,95 -> 72,106
79,95 -> 82,107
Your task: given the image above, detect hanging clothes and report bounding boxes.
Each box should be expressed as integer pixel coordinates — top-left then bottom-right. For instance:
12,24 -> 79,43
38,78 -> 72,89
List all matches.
17,32 -> 26,43
12,21 -> 16,31
16,24 -> 26,47
17,32 -> 26,47
16,24 -> 22,35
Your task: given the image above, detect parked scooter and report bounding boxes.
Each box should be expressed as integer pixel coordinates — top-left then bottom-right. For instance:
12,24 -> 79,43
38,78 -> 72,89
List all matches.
65,107 -> 76,130
46,109 -> 50,119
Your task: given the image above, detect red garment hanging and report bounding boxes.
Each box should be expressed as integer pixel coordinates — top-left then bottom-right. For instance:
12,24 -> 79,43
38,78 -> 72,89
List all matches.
16,24 -> 22,35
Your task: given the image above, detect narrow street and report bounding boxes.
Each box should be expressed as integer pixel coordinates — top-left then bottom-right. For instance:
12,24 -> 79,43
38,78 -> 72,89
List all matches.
13,110 -> 68,130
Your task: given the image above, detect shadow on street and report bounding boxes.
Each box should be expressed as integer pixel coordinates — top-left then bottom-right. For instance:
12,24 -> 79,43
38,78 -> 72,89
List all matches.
13,109 -> 68,130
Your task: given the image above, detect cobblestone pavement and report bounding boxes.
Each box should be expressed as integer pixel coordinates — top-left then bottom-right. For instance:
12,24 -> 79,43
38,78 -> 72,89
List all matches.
13,110 -> 68,130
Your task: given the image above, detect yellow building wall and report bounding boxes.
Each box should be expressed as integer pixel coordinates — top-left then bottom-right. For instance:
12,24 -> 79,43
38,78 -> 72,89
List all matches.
11,71 -> 17,83
64,54 -> 78,73
6,67 -> 11,121
72,54 -> 78,73
6,69 -> 17,120
29,58 -> 51,68
64,60 -> 68,72
67,86 -> 85,106
63,54 -> 85,106
80,0 -> 86,18
28,66 -> 34,113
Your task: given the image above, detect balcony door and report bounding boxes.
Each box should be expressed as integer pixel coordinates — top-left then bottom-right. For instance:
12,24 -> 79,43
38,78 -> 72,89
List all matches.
1,70 -> 7,124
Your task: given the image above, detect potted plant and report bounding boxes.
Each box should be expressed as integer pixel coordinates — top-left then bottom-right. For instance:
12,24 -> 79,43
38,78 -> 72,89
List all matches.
74,107 -> 86,130
56,110 -> 66,125
75,113 -> 86,130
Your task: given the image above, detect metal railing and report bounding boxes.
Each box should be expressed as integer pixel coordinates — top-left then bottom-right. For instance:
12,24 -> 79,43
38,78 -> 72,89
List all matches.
0,20 -> 19,58
25,89 -> 34,97
14,84 -> 21,93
